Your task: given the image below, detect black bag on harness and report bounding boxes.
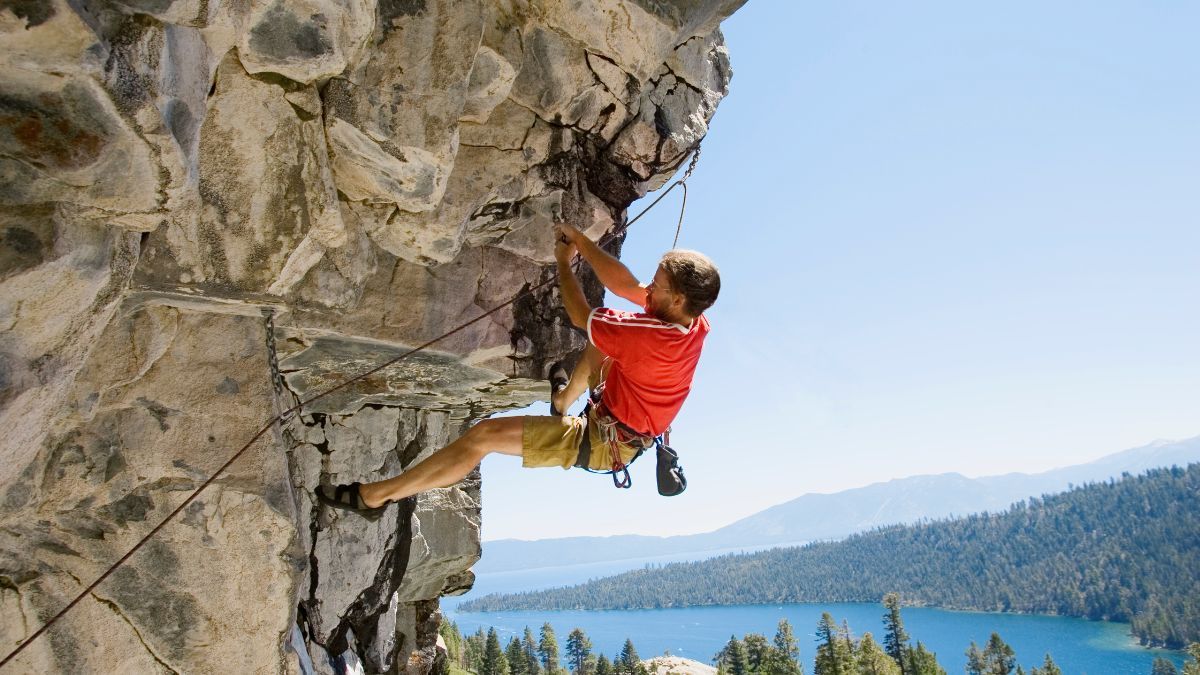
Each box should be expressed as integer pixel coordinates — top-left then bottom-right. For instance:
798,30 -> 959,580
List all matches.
574,389 -> 686,495
655,439 -> 687,497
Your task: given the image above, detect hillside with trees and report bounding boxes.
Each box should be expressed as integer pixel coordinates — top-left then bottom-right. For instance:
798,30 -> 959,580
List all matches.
461,465 -> 1200,648
476,437 -> 1200,575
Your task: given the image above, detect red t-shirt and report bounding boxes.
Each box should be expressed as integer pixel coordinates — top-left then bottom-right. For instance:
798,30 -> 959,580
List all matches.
586,307 -> 710,436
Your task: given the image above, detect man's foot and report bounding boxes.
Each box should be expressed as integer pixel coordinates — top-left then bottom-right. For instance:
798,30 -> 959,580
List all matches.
548,361 -> 569,415
315,482 -> 387,516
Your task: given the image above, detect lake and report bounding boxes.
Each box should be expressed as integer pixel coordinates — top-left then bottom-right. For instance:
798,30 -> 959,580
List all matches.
444,550 -> 1189,674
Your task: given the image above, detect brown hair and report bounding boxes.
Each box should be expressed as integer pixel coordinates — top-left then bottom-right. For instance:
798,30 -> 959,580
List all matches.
660,249 -> 720,316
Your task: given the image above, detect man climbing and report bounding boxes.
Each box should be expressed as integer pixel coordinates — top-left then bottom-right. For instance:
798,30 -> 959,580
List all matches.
316,223 -> 719,513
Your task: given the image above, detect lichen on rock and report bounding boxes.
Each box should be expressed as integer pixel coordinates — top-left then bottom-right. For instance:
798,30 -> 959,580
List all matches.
0,0 -> 746,671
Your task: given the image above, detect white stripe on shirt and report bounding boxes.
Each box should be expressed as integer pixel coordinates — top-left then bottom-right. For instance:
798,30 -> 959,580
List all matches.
590,312 -> 691,334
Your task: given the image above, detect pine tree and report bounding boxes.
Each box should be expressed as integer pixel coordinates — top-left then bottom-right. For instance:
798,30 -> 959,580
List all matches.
540,623 -> 562,674
596,654 -> 613,675
508,636 -> 528,675
440,620 -> 464,669
856,633 -> 900,675
466,628 -> 488,672
882,594 -> 910,675
716,636 -> 748,675
965,642 -> 986,675
483,628 -> 509,675
617,638 -> 641,675
903,643 -> 944,675
566,628 -> 593,675
1028,654 -> 1061,675
767,619 -> 803,675
814,613 -> 852,675
982,633 -> 1016,675
814,614 -> 838,675
743,633 -> 770,673
838,621 -> 856,674
524,627 -> 543,675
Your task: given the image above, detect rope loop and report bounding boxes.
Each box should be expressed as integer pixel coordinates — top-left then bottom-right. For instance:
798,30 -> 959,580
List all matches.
611,463 -> 632,489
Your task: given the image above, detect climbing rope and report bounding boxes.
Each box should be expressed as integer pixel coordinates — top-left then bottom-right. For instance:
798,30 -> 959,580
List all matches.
620,145 -> 700,249
0,145 -> 701,670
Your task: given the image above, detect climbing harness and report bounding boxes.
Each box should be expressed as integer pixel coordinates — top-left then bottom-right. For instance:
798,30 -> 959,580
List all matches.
569,335 -> 692,496
572,387 -> 687,495
0,146 -> 702,670
572,381 -> 657,489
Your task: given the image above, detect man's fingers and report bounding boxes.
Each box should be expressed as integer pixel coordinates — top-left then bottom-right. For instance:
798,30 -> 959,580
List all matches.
553,231 -> 575,261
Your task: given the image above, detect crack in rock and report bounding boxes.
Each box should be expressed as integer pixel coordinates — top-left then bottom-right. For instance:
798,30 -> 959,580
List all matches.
91,593 -> 181,675
0,577 -> 29,638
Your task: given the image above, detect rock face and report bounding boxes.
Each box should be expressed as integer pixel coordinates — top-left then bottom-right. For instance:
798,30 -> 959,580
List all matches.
0,0 -> 744,672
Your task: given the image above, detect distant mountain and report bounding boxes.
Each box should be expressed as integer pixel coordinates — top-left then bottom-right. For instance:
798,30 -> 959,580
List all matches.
477,435 -> 1200,573
463,464 -> 1200,649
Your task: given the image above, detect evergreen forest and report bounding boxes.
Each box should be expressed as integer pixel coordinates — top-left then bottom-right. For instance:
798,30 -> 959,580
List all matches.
460,465 -> 1200,648
440,596 -> 1200,674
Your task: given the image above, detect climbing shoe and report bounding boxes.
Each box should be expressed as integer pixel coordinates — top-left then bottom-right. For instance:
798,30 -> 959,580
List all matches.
548,361 -> 569,415
315,482 -> 387,517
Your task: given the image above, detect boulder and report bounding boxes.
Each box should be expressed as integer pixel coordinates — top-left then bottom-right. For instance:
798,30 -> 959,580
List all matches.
644,656 -> 718,675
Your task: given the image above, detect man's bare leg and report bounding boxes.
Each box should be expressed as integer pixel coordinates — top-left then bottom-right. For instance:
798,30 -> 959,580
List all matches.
552,344 -> 603,415
357,416 -> 525,507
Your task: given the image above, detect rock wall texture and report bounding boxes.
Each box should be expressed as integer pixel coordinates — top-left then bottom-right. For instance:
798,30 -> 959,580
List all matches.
0,0 -> 743,672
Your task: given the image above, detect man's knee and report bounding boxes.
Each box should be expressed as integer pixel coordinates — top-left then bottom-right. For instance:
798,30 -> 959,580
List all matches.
463,417 -> 524,458
463,418 -> 507,455
582,343 -> 603,368
458,421 -> 490,456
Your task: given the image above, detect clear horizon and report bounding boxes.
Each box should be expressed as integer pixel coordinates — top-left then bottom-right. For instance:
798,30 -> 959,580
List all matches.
479,1 -> 1200,542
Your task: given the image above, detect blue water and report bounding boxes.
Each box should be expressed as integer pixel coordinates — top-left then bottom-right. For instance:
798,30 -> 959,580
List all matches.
445,551 -> 1189,675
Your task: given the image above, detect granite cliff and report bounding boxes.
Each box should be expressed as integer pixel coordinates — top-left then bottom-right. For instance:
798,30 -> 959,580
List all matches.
0,0 -> 743,671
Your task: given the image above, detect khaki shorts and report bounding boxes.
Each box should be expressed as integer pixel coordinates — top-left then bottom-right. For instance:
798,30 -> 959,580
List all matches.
522,410 -> 645,471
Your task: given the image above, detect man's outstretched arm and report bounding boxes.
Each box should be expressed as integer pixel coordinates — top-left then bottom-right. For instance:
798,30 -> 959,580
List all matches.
555,236 -> 592,329
554,223 -> 645,306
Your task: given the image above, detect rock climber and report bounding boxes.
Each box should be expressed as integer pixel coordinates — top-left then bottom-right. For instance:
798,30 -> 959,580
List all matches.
316,222 -> 719,514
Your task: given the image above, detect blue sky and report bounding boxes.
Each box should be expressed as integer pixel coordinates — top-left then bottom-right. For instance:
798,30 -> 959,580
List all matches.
479,1 -> 1200,541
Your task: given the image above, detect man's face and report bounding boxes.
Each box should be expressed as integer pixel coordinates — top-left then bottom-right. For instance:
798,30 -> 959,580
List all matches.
644,266 -> 679,320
